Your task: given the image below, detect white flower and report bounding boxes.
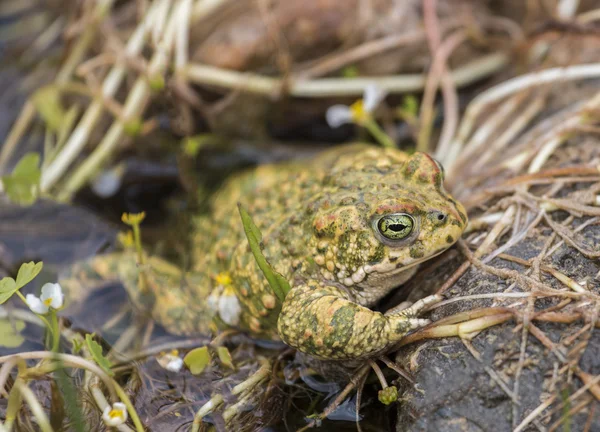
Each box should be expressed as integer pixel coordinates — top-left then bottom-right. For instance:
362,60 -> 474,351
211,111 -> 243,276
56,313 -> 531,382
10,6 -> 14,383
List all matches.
25,295 -> 48,314
165,356 -> 184,372
326,83 -> 387,128
102,402 -> 128,427
218,288 -> 242,327
157,350 -> 184,372
25,283 -> 64,314
91,167 -> 123,198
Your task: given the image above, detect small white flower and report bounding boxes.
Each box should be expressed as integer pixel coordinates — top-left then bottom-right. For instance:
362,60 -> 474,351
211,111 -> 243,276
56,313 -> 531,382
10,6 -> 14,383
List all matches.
91,167 -> 123,198
362,83 -> 387,112
326,83 -> 387,128
157,350 -> 184,372
25,283 -> 64,314
166,356 -> 184,372
25,294 -> 48,314
218,288 -> 242,327
325,105 -> 354,128
41,283 -> 63,309
102,402 -> 128,427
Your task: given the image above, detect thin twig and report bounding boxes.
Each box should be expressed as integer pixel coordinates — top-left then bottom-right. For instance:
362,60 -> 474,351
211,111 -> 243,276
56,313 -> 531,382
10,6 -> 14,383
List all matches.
184,52 -> 508,98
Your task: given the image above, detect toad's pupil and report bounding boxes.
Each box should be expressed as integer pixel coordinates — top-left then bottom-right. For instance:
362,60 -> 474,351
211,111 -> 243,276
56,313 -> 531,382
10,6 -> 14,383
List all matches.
389,224 -> 406,232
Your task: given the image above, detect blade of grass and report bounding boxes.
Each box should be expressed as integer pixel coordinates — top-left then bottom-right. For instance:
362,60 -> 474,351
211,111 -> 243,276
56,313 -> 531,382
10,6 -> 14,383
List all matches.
238,204 -> 291,303
53,363 -> 87,432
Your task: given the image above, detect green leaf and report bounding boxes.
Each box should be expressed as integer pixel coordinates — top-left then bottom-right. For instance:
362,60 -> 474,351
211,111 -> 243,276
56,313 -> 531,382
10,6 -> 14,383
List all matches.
2,152 -> 41,206
216,346 -> 234,369
182,134 -> 214,158
54,362 -> 88,432
85,334 -> 114,376
0,261 -> 43,304
183,346 -> 211,375
15,261 -> 43,289
238,204 -> 291,303
0,319 -> 25,348
149,74 -> 165,91
341,65 -> 359,78
0,277 -> 18,304
71,338 -> 84,354
401,95 -> 419,117
32,86 -> 66,132
123,119 -> 142,137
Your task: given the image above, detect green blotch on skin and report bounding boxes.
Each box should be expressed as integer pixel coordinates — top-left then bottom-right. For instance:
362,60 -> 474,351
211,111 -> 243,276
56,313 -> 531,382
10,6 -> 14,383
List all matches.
446,235 -> 454,244
432,172 -> 443,189
299,313 -> 321,354
403,159 -> 420,178
412,208 -> 427,218
336,233 -> 364,270
368,243 -> 385,263
315,222 -> 337,238
324,305 -> 356,348
394,319 -> 412,334
409,245 -> 425,259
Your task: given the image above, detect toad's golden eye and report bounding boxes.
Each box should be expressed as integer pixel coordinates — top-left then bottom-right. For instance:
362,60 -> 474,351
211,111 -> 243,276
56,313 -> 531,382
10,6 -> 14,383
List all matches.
376,214 -> 414,240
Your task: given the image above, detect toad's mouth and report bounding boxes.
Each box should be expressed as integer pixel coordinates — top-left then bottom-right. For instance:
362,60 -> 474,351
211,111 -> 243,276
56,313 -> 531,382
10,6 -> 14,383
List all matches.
356,247 -> 449,285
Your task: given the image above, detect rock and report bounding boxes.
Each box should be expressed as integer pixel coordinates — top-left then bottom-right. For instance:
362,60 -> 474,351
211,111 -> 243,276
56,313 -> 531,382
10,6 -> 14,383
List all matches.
395,79 -> 600,431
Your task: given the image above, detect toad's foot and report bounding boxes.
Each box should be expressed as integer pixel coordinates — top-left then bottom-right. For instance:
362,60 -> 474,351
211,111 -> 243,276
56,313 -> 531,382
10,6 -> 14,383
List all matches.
277,282 -> 440,361
384,294 -> 443,317
59,251 -> 215,335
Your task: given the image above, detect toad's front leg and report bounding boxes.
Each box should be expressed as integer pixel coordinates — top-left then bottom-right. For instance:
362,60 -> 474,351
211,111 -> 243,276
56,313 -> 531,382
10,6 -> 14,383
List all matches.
277,281 -> 440,360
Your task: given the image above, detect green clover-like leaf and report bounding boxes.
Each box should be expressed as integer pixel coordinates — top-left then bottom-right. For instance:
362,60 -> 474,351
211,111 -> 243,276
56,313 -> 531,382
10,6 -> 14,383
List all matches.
0,277 -> 18,304
0,319 -> 25,348
238,204 -> 291,303
2,152 -> 41,206
183,346 -> 211,375
32,86 -> 66,132
85,334 -> 114,376
15,261 -> 43,289
0,261 -> 43,305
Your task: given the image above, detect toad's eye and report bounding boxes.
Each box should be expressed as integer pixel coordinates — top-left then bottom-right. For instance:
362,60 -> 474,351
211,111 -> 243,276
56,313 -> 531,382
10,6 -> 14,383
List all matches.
376,214 -> 415,240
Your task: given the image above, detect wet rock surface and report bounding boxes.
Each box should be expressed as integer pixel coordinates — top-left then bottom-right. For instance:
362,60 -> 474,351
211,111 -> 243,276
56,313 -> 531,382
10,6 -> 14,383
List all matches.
395,105 -> 600,431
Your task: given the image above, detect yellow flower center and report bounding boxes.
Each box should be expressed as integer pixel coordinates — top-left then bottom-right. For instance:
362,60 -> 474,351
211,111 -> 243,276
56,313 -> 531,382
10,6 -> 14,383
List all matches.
121,211 -> 146,225
43,298 -> 53,306
108,409 -> 124,419
349,99 -> 369,124
215,272 -> 232,286
170,349 -> 179,356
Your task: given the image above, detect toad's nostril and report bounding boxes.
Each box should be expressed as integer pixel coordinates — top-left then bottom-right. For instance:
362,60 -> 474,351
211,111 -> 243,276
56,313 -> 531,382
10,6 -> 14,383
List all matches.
429,211 -> 447,223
